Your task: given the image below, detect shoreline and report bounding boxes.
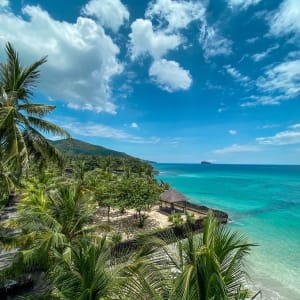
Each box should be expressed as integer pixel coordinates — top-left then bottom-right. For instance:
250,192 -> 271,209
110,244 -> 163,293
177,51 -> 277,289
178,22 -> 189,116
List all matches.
154,163 -> 300,300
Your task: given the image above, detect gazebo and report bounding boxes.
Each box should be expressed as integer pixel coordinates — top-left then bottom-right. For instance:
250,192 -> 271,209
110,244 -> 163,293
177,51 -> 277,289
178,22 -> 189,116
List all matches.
160,188 -> 188,214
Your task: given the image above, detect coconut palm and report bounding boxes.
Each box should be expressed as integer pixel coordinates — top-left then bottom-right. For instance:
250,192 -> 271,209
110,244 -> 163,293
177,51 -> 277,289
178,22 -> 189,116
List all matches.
119,212 -> 256,300
49,237 -> 115,300
0,42 -> 70,175
3,183 -> 97,272
167,211 -> 255,300
0,153 -> 17,206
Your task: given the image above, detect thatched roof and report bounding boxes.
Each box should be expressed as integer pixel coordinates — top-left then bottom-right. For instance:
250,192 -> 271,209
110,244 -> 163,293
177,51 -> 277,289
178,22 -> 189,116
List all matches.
160,188 -> 188,203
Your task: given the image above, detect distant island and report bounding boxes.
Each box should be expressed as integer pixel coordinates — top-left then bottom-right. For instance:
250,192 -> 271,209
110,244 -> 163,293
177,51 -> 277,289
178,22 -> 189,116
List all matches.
201,161 -> 213,165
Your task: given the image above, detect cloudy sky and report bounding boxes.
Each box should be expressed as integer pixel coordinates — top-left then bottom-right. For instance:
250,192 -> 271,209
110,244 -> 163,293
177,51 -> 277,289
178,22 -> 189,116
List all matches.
1,0 -> 300,164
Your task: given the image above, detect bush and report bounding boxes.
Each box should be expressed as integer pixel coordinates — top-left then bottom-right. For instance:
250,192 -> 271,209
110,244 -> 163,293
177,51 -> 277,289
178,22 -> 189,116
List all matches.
138,214 -> 148,228
185,212 -> 196,224
168,213 -> 184,227
111,232 -> 122,244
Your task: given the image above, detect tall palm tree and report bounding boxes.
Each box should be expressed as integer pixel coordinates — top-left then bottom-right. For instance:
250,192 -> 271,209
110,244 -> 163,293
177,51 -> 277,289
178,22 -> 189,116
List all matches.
0,42 -> 70,175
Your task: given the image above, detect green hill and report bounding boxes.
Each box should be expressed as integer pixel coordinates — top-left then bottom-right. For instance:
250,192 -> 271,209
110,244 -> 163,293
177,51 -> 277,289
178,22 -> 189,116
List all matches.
52,138 -> 130,157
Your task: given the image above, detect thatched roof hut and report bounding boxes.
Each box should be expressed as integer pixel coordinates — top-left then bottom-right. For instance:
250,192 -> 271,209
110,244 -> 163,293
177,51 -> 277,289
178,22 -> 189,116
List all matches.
160,189 -> 188,213
160,189 -> 188,203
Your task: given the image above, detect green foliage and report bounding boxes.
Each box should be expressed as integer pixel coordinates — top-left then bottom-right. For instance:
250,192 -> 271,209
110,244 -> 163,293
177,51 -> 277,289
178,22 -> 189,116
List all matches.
185,212 -> 196,224
0,42 -> 70,177
52,138 -> 130,157
0,42 -> 258,300
49,237 -> 114,299
111,232 -> 122,245
2,182 -> 96,273
169,211 -> 256,300
168,213 -> 184,227
121,176 -> 161,227
122,211 -> 256,300
0,155 -> 18,207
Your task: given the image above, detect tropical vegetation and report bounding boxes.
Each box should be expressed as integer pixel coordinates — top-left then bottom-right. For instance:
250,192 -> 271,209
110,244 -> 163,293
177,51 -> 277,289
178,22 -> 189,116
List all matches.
0,43 -> 258,299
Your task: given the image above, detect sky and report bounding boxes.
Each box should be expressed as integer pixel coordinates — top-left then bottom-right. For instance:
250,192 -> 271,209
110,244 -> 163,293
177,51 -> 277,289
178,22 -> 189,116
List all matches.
1,0 -> 300,164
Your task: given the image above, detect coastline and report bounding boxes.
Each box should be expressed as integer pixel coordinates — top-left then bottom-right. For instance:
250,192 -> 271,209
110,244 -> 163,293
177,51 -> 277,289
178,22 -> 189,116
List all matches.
154,163 -> 300,300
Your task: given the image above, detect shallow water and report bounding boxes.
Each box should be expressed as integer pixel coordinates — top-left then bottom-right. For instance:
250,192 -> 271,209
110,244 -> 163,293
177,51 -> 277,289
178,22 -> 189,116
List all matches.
155,163 -> 300,300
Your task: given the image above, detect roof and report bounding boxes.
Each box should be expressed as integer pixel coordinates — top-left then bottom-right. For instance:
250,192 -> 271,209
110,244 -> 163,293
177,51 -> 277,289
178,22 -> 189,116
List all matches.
160,188 -> 188,203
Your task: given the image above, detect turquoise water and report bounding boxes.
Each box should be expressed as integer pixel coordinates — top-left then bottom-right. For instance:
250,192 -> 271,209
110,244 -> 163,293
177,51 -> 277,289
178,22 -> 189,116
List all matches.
155,163 -> 300,300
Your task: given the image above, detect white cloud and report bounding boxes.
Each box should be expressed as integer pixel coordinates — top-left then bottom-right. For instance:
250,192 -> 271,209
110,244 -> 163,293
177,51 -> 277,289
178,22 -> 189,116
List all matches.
129,18 -> 182,60
130,122 -> 139,129
256,59 -> 300,99
252,44 -> 279,62
0,0 -> 8,8
48,135 -> 63,141
261,124 -> 280,129
145,0 -> 205,32
81,0 -> 129,32
199,23 -> 232,59
227,0 -> 261,10
225,65 -> 250,83
241,95 -> 286,107
229,129 -> 237,135
269,0 -> 300,37
257,125 -> 300,145
246,37 -> 259,43
0,5 -> 123,114
289,123 -> 300,129
61,121 -> 160,144
218,107 -> 226,113
144,0 -> 231,61
149,59 -> 192,92
213,144 -> 262,154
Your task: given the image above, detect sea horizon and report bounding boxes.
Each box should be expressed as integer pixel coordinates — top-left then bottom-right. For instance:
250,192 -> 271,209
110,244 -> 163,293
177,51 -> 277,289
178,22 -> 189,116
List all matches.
153,162 -> 300,166
155,163 -> 300,300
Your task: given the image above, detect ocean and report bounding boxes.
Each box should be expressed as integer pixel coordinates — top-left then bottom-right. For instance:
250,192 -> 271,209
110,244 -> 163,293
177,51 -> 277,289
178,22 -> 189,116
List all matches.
155,163 -> 300,300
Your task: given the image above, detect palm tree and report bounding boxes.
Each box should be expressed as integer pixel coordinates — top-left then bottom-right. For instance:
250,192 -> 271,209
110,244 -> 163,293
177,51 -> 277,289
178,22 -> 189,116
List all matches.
119,212 -> 256,300
49,237 -> 115,299
0,154 -> 17,206
167,211 -> 256,300
0,42 -> 70,175
3,183 -> 97,272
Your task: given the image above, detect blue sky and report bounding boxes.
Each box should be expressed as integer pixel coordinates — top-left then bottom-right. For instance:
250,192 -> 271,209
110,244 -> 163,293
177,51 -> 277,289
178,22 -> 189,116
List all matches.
1,0 -> 300,164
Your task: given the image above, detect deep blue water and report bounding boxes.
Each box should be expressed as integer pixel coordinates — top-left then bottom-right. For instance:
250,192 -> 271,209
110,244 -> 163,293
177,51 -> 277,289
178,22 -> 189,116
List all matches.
155,163 -> 300,300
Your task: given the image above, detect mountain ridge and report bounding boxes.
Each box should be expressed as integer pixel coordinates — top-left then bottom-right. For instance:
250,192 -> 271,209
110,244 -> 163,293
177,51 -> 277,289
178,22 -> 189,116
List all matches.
52,138 -> 131,158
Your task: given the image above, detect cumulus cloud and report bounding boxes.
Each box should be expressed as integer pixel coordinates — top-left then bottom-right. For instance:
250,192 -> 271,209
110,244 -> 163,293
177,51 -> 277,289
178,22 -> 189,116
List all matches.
129,18 -> 182,60
0,4 -> 123,114
130,122 -> 139,129
145,0 -> 205,32
81,0 -> 129,32
257,125 -> 300,145
213,144 -> 262,154
199,23 -> 232,59
149,59 -> 192,92
0,0 -> 8,8
227,0 -> 261,10
269,0 -> 300,37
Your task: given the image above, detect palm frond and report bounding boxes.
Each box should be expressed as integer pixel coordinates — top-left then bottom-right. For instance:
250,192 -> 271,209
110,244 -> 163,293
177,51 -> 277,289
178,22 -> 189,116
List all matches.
28,117 -> 70,138
18,103 -> 55,117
